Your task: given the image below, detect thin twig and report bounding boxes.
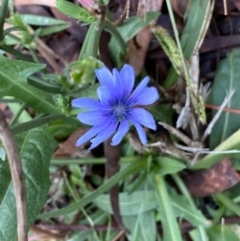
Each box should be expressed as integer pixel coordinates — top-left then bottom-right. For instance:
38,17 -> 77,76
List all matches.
201,89 -> 235,142
158,121 -> 201,147
0,110 -> 27,241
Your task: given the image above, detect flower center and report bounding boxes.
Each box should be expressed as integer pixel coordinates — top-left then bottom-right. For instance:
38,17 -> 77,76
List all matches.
113,103 -> 128,121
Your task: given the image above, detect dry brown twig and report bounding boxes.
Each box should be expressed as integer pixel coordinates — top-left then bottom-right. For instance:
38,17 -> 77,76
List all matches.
0,110 -> 27,241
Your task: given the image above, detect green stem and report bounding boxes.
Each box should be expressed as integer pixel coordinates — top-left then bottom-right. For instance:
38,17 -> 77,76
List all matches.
9,103 -> 27,126
0,44 -> 33,61
78,22 -> 98,60
78,20 -> 127,61
165,0 -> 190,85
11,113 -> 65,135
171,173 -> 195,209
103,20 -> 127,57
28,76 -> 61,93
51,156 -> 136,165
0,0 -> 9,41
215,192 -> 240,216
38,159 -> 148,219
85,22 -> 105,58
29,47 -> 40,63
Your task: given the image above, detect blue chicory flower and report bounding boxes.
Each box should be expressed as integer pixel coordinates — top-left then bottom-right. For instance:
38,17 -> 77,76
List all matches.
72,64 -> 159,149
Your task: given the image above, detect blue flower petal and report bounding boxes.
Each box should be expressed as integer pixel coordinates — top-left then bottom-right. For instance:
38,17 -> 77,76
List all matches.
97,86 -> 115,106
129,108 -> 156,130
120,64 -> 135,97
111,120 -> 129,146
95,66 -> 114,89
78,110 -> 109,125
128,76 -> 150,104
130,87 -> 159,105
131,120 -> 147,145
90,122 -> 118,149
113,68 -> 123,99
75,124 -> 108,146
72,98 -> 102,109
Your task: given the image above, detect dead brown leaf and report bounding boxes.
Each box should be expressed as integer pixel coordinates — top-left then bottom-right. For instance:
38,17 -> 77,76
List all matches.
128,0 -> 163,75
14,0 -> 55,7
184,158 -> 240,197
170,0 -> 190,17
54,128 -> 87,157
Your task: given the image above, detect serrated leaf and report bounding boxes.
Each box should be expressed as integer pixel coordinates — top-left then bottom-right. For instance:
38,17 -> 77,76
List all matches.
94,190 -> 158,216
0,126 -> 56,241
209,49 -> 240,149
0,55 -> 59,114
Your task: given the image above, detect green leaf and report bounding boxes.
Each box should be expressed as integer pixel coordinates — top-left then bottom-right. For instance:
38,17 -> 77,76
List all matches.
0,55 -> 59,114
0,0 -> 9,41
189,227 -> 209,241
207,225 -> 239,241
164,0 -> 212,87
123,211 -> 156,241
94,190 -> 158,216
39,24 -> 70,37
116,11 -> 160,43
0,126 -> 56,241
154,157 -> 186,175
18,14 -> 69,26
169,188 -> 211,227
209,49 -> 240,149
108,11 -> 159,64
153,174 -> 183,241
56,0 -> 97,24
38,159 -> 148,219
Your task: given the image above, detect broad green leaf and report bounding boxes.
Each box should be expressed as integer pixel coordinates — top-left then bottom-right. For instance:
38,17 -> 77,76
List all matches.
94,190 -> 158,216
116,11 -> 160,43
123,211 -> 156,241
209,49 -> 240,149
0,55 -> 59,114
0,126 -> 56,241
154,157 -> 186,175
153,174 -> 183,241
38,159 -> 148,219
207,225 -> 239,241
